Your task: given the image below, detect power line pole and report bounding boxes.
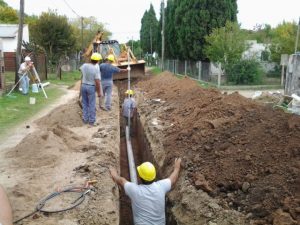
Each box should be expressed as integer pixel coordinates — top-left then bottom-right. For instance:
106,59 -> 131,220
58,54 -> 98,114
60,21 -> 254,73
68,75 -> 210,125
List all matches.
15,0 -> 25,85
295,17 -> 300,54
81,17 -> 84,51
150,26 -> 153,54
161,0 -> 165,71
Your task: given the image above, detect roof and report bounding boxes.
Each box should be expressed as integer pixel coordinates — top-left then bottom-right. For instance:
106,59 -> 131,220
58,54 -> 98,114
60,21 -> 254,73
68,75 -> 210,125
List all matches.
0,24 -> 28,38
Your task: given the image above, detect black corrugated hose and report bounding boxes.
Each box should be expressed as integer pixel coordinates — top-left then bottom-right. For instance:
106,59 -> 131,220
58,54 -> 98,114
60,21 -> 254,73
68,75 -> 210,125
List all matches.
13,186 -> 93,224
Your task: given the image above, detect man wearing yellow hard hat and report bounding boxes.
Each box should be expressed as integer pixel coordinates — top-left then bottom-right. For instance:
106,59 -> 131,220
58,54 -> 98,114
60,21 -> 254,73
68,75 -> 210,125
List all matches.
99,54 -> 127,111
79,52 -> 102,126
122,89 -> 136,136
110,158 -> 182,225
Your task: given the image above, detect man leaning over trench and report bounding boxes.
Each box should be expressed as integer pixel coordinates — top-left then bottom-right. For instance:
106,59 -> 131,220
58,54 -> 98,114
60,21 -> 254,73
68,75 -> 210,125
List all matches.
110,158 -> 182,225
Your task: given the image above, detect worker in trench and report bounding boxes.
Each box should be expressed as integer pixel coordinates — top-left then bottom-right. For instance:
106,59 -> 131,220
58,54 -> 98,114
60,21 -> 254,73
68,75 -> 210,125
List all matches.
122,89 -> 136,136
110,158 -> 182,225
0,185 -> 13,225
80,52 -> 102,126
99,54 -> 127,111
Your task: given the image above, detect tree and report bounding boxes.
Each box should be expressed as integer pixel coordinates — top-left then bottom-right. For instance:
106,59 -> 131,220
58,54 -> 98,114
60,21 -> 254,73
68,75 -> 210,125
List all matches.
69,16 -> 111,52
165,0 -> 179,59
126,40 -> 143,59
204,21 -> 248,66
140,4 -> 159,55
245,24 -> 273,44
30,11 -> 76,73
0,0 -> 8,7
270,21 -> 299,63
0,6 -> 18,23
173,0 -> 237,60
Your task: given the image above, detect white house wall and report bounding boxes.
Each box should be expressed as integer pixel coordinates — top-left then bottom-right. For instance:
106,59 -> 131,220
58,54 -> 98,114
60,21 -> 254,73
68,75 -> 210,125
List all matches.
2,25 -> 29,52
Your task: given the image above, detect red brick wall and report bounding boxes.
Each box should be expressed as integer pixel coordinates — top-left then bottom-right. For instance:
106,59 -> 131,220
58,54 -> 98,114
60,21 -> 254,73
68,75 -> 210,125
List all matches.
4,52 -> 15,71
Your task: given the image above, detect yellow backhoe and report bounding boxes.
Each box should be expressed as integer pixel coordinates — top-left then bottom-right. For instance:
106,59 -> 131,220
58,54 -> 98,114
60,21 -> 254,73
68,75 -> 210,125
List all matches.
83,31 -> 145,80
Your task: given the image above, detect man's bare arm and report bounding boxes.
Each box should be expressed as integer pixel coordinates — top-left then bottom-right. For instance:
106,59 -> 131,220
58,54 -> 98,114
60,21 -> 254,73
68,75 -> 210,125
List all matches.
0,185 -> 13,225
168,158 -> 182,187
109,167 -> 128,187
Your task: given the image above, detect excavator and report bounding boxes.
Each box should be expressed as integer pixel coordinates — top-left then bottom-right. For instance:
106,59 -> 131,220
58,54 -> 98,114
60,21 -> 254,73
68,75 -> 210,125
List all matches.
83,31 -> 145,80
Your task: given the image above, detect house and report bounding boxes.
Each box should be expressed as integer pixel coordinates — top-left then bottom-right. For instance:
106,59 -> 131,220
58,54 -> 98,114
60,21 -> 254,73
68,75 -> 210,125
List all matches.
243,40 -> 276,73
0,38 -> 4,93
0,24 -> 29,71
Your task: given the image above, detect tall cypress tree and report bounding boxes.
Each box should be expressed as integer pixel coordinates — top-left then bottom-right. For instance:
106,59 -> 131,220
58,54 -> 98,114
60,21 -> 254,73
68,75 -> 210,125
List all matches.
173,0 -> 237,60
165,0 -> 179,59
140,4 -> 159,55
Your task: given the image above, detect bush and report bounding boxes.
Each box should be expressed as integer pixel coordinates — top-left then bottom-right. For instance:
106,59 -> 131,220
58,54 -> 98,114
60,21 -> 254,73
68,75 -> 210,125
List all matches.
226,59 -> 263,85
266,64 -> 281,78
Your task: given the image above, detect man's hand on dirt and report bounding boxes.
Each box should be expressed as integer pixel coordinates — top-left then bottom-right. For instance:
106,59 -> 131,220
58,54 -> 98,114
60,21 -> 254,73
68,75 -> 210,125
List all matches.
174,158 -> 182,170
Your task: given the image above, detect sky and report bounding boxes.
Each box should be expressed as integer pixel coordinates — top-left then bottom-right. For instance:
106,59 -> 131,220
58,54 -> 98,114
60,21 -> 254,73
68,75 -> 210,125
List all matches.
3,0 -> 300,43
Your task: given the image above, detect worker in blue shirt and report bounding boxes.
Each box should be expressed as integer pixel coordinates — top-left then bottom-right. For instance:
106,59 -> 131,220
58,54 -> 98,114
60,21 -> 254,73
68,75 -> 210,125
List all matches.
100,54 -> 127,111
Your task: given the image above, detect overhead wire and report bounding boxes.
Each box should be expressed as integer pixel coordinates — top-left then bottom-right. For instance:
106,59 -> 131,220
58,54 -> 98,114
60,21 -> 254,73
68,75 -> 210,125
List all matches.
62,0 -> 81,18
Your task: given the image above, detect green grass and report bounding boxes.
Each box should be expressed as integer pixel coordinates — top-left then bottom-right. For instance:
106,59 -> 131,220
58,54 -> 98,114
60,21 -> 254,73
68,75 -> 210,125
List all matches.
0,87 -> 65,138
47,71 -> 81,87
150,67 -> 162,75
4,70 -> 81,88
4,71 -> 15,83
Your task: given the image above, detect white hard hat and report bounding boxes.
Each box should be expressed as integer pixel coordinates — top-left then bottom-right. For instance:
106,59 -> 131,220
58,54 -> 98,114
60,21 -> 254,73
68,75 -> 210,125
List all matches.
24,56 -> 31,61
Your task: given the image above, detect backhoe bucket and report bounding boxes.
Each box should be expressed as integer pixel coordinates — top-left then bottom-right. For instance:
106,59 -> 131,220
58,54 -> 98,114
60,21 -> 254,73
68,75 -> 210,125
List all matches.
113,60 -> 145,80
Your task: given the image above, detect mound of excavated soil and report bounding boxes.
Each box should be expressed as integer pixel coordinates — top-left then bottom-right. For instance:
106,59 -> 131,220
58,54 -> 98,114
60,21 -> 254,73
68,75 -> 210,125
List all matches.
37,100 -> 83,127
137,72 -> 300,224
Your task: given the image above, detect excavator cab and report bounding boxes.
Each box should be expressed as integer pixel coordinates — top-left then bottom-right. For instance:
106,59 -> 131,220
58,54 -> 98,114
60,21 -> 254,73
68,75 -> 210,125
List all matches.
84,31 -> 145,80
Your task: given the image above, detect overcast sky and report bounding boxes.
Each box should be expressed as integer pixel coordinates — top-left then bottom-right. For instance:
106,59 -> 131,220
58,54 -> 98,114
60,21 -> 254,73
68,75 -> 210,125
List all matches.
4,0 -> 300,43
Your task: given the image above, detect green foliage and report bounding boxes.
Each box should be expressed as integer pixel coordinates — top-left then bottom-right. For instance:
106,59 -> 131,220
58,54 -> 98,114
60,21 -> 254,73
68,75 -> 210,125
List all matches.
165,0 -> 179,58
173,0 -> 238,60
270,21 -> 298,63
226,59 -> 263,85
69,16 -> 111,51
245,24 -> 273,43
204,21 -> 248,65
140,4 -> 159,54
126,40 -> 143,59
0,0 -> 8,7
30,11 -> 76,66
0,5 -> 18,23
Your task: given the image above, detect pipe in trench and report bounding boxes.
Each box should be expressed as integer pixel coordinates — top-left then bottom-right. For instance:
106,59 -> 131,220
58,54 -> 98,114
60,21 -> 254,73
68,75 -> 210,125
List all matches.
125,125 -> 137,184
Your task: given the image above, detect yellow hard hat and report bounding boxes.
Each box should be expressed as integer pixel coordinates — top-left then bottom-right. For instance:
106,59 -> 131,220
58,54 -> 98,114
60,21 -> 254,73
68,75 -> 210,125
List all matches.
137,162 -> 156,181
107,54 -> 115,62
125,89 -> 134,95
91,53 -> 102,61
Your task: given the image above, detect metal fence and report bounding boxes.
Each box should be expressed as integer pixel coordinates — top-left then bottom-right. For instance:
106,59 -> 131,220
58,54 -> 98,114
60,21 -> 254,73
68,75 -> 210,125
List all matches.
157,59 -> 223,86
156,59 -> 282,87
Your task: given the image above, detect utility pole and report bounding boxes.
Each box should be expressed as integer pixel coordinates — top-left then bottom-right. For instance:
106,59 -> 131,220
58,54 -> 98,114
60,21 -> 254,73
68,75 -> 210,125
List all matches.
131,36 -> 134,54
81,17 -> 84,51
295,17 -> 300,54
150,26 -> 153,54
15,0 -> 25,84
161,0 -> 165,71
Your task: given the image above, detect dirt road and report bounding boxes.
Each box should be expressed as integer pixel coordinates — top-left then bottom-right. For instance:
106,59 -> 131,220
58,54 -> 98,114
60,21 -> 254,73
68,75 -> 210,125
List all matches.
0,86 -> 120,225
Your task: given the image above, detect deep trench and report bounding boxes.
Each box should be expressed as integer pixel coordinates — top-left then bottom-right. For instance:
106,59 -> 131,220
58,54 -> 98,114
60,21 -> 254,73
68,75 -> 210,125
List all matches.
116,80 -> 178,225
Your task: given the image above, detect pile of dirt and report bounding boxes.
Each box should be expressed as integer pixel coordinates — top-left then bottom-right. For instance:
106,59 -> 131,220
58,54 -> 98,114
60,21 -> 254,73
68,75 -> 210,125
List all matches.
37,100 -> 83,127
137,72 -> 300,224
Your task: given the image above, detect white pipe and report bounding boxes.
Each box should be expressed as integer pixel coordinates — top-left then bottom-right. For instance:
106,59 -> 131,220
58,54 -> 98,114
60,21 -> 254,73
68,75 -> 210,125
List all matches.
125,126 -> 137,184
